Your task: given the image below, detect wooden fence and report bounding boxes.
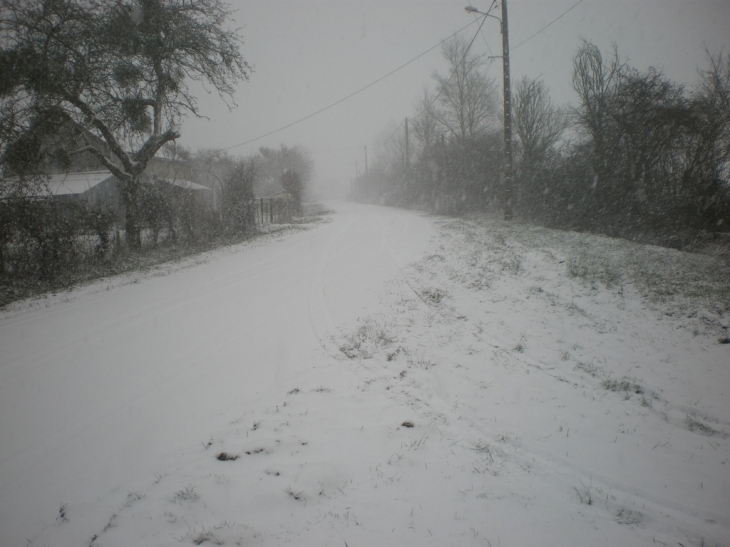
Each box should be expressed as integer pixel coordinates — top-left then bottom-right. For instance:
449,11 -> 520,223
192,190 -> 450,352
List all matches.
252,195 -> 293,225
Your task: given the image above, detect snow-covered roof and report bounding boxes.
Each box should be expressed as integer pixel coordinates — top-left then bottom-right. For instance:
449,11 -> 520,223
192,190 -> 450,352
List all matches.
44,171 -> 211,195
164,178 -> 211,192
46,171 -> 114,196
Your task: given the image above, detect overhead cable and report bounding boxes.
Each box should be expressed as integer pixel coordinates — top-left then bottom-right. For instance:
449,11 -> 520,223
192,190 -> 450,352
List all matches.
224,19 -> 480,152
511,0 -> 584,51
409,1 -> 494,125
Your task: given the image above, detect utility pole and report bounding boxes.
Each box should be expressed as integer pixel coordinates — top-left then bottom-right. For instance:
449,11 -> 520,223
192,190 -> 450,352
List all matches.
501,0 -> 513,220
465,2 -> 513,220
364,145 -> 368,175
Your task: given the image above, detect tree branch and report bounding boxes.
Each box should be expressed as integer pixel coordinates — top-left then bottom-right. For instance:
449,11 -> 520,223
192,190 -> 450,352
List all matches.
70,145 -> 129,182
134,128 -> 181,169
62,93 -> 135,175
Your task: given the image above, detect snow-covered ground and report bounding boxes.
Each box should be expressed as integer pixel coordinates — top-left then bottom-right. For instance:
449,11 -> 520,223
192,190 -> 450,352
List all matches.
1,202 -> 728,546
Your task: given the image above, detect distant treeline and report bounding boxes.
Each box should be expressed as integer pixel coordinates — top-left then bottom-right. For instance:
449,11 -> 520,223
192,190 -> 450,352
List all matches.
353,39 -> 730,248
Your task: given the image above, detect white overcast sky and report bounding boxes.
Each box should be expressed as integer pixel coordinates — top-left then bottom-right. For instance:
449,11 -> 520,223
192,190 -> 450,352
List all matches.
177,0 -> 730,189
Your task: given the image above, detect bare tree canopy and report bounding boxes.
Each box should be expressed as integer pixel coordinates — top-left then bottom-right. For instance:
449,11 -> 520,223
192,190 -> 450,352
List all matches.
354,38 -> 729,239
513,77 -> 567,167
697,49 -> 730,167
432,35 -> 498,143
258,145 -> 313,194
0,0 -> 251,248
410,88 -> 441,158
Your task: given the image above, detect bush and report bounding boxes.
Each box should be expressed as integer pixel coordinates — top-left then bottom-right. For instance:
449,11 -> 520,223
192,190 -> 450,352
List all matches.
0,195 -> 116,281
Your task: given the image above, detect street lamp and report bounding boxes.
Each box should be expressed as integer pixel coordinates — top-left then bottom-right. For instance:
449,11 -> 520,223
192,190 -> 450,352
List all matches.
465,3 -> 513,221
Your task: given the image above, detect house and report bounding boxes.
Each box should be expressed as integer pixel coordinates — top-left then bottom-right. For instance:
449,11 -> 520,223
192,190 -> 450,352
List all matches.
45,170 -> 213,221
22,120 -> 214,213
46,171 -> 120,210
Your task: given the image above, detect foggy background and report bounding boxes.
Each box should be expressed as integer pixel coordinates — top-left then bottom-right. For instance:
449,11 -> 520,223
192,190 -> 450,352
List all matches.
177,0 -> 730,196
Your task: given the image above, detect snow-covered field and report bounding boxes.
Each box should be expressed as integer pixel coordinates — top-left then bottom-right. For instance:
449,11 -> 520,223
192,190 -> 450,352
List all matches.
1,202 -> 728,546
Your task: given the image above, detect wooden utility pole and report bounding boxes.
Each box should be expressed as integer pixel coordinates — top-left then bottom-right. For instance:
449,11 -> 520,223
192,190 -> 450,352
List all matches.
501,0 -> 513,220
364,145 -> 368,174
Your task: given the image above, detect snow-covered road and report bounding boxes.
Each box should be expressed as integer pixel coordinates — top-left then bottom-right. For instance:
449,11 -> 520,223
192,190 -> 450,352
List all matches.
0,202 -> 434,546
2,202 -> 728,547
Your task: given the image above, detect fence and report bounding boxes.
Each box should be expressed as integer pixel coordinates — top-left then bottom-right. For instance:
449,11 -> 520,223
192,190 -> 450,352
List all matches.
252,195 -> 293,225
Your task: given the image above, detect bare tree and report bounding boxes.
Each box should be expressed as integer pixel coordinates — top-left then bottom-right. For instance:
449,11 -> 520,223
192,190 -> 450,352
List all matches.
411,88 -> 441,158
571,40 -> 627,225
611,68 -> 689,214
258,145 -> 313,198
570,41 -> 728,233
513,77 -> 568,218
1,0 -> 251,249
373,121 -> 406,169
221,157 -> 257,233
432,35 -> 498,143
697,49 -> 730,165
676,49 -> 730,226
571,40 -> 625,178
280,170 -> 302,214
513,77 -> 567,168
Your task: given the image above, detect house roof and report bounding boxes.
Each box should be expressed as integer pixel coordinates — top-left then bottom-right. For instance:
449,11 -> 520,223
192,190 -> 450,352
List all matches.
47,171 -> 114,196
166,178 -> 211,191
45,171 -> 211,195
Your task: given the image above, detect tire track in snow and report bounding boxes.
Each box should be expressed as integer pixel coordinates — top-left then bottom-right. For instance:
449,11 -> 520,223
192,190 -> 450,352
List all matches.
305,203 -> 354,355
376,207 -> 456,322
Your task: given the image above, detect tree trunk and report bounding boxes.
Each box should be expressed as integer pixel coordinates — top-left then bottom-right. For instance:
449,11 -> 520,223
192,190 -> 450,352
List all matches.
123,178 -> 142,251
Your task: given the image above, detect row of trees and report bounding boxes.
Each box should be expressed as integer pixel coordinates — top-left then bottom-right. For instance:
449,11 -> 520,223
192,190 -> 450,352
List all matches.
354,36 -> 504,214
353,37 -> 730,242
558,42 -> 730,235
177,143 -> 312,215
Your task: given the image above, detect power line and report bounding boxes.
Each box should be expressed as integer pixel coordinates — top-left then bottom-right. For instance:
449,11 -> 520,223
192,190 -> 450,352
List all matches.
381,118 -> 406,148
225,1 -> 583,160
511,0 -> 584,51
409,2 -> 495,125
473,0 -> 498,56
385,0 -> 579,137
223,19 -> 480,153
374,0 -> 580,165
379,1 -> 495,152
